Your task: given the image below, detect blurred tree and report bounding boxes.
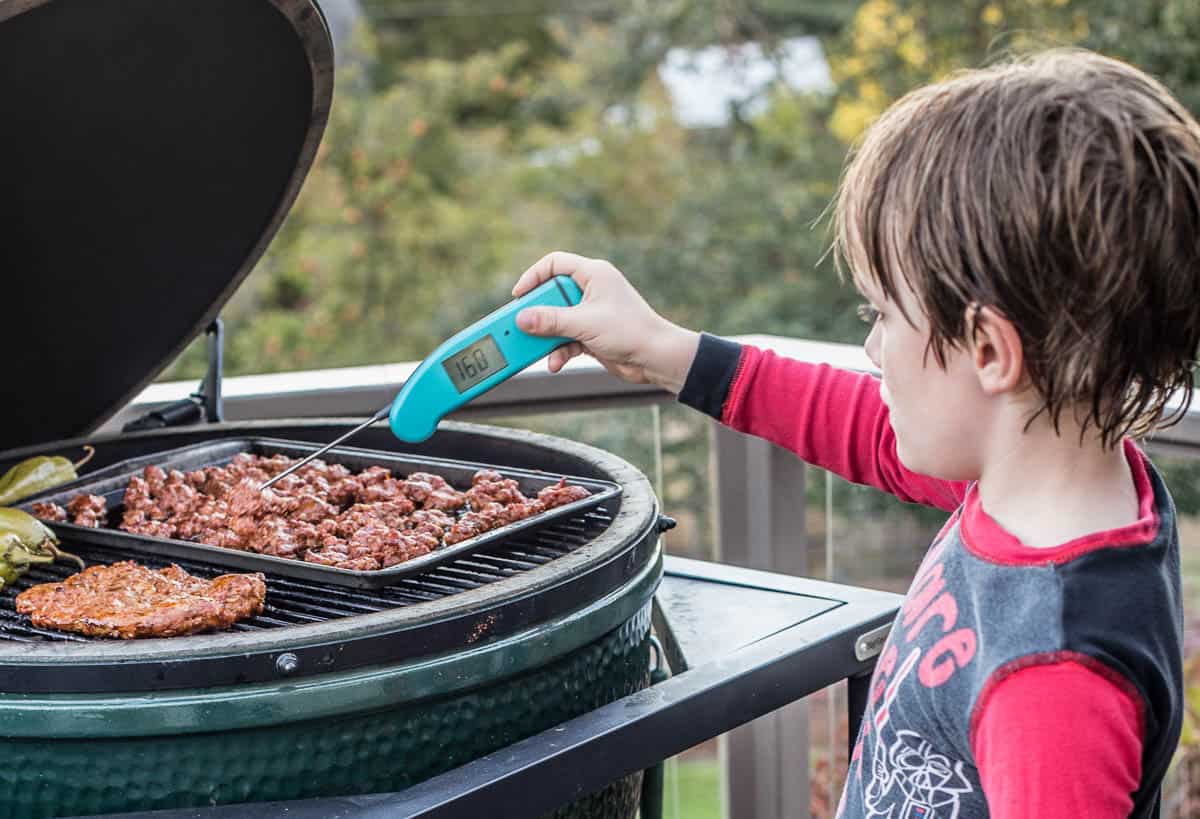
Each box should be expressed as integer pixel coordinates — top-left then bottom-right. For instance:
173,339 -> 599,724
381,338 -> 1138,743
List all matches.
827,0 -> 1200,142
166,0 -> 1200,383
167,0 -> 863,381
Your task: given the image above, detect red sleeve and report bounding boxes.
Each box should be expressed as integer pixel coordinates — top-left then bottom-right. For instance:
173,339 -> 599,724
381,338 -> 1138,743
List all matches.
724,345 -> 967,511
970,659 -> 1144,819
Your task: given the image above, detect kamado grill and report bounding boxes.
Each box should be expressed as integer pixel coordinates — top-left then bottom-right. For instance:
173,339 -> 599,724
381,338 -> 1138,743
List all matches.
1,422 -> 663,819
0,2 -> 902,818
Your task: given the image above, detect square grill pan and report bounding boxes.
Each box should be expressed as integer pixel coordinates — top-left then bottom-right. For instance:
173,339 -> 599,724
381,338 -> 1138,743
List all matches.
18,438 -> 622,589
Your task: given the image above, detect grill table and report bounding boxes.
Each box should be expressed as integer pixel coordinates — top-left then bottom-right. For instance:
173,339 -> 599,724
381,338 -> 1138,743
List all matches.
89,556 -> 901,819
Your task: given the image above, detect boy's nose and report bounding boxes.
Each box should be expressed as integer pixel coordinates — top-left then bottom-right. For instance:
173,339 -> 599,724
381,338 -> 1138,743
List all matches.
864,324 -> 882,369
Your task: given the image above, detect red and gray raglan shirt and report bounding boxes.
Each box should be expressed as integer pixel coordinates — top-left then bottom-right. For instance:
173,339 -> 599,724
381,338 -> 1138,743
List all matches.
677,334 -> 1184,819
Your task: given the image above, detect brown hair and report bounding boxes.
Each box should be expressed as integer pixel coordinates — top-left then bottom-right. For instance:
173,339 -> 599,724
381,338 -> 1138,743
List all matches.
834,49 -> 1200,448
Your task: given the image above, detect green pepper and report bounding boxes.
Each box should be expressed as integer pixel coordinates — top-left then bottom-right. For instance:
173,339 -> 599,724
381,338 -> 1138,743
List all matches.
0,563 -> 22,588
0,445 -> 95,507
0,508 -> 84,591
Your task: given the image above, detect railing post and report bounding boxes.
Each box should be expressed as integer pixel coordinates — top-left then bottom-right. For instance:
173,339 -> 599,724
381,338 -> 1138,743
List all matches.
712,424 -> 810,819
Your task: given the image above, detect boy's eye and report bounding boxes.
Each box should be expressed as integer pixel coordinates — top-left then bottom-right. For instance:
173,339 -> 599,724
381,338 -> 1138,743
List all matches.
856,303 -> 881,325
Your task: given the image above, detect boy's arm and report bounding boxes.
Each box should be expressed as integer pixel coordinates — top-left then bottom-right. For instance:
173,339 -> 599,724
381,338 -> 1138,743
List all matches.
679,334 -> 968,512
512,255 -> 960,510
971,659 -> 1143,818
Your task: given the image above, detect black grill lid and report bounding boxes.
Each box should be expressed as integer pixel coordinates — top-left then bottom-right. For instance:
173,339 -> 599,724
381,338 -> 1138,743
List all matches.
0,0 -> 333,451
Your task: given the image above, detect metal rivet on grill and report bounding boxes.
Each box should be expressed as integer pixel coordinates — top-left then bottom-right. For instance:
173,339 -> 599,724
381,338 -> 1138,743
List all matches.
275,653 -> 300,676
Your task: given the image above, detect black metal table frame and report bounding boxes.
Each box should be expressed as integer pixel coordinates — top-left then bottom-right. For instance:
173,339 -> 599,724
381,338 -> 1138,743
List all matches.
89,556 -> 902,819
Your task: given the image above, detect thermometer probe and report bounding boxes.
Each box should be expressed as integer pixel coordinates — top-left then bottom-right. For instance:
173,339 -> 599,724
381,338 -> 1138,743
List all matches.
260,276 -> 583,490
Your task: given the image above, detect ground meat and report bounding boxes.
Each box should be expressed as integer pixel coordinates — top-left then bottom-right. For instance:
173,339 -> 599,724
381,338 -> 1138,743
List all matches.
32,496 -> 108,527
66,494 -> 107,528
292,492 -> 340,523
444,511 -> 493,545
334,499 -> 417,538
56,455 -> 589,572
398,472 -> 468,511
305,548 -> 380,572
245,516 -> 304,558
446,501 -> 538,544
138,520 -> 179,539
407,509 -> 455,537
466,469 -> 528,508
408,471 -> 452,490
538,478 -> 592,509
31,502 -> 67,522
444,477 -> 588,544
15,561 -> 266,639
198,527 -> 243,551
424,486 -> 468,512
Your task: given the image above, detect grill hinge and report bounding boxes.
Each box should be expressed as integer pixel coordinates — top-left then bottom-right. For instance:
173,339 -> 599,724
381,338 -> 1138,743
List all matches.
123,319 -> 225,431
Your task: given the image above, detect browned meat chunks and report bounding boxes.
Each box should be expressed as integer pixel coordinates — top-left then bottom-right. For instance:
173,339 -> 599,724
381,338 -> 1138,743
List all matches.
66,494 -> 108,528
31,501 -> 67,522
32,495 -> 108,527
52,455 -> 590,572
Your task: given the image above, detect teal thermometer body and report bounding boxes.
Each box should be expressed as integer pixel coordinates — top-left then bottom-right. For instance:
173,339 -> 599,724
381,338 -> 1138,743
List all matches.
388,276 -> 583,442
255,277 -> 583,490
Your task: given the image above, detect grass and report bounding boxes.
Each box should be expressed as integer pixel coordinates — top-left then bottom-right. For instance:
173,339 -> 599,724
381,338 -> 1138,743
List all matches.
659,757 -> 722,819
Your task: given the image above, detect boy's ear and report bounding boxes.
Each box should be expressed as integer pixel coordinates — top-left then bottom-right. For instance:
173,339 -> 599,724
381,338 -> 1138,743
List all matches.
968,305 -> 1024,395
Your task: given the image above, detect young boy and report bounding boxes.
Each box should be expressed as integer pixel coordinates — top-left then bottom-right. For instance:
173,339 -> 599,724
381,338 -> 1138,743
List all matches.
511,50 -> 1200,818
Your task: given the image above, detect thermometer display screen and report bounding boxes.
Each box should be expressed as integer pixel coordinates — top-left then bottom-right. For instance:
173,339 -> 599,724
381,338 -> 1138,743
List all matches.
443,335 -> 508,393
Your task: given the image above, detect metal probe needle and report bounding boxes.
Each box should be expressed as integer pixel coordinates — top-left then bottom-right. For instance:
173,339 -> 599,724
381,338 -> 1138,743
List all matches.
259,405 -> 390,491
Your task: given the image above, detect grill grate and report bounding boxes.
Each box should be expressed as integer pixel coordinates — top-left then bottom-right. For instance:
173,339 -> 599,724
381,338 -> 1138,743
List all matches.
0,505 -> 616,643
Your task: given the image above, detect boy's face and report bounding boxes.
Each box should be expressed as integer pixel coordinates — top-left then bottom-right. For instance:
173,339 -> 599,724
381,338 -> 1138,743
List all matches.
856,271 -> 985,481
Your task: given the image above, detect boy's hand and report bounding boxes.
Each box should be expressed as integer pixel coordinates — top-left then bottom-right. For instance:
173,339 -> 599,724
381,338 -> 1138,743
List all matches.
513,251 -> 700,394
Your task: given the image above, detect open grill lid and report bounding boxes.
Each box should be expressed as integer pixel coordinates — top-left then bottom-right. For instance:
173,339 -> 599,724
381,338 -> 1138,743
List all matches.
0,0 -> 334,451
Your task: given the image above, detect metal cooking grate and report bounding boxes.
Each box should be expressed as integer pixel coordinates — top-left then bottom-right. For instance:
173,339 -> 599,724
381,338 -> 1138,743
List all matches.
0,504 -> 616,643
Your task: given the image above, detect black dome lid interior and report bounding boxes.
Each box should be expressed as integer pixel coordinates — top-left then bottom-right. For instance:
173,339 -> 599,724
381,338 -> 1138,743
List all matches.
0,0 -> 333,451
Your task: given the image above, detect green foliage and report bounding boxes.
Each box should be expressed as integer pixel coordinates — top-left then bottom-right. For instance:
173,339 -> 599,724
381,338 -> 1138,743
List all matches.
1079,0 -> 1200,115
826,0 -> 1200,142
165,1 -> 866,383
1156,455 -> 1200,519
166,0 -> 1200,384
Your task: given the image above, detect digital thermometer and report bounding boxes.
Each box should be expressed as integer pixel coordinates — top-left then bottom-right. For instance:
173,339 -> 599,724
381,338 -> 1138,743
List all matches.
259,276 -> 583,490
389,275 -> 583,440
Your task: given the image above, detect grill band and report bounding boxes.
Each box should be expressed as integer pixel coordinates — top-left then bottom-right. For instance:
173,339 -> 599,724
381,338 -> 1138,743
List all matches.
0,552 -> 660,738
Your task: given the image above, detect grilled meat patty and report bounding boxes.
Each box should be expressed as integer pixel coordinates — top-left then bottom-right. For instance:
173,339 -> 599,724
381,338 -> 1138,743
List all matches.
15,561 -> 266,639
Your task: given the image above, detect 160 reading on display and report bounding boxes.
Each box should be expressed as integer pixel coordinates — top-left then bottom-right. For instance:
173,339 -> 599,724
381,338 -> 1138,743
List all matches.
442,335 -> 508,394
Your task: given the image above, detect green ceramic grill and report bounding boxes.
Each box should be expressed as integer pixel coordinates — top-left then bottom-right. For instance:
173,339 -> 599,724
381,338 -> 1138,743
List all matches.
0,423 -> 665,819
